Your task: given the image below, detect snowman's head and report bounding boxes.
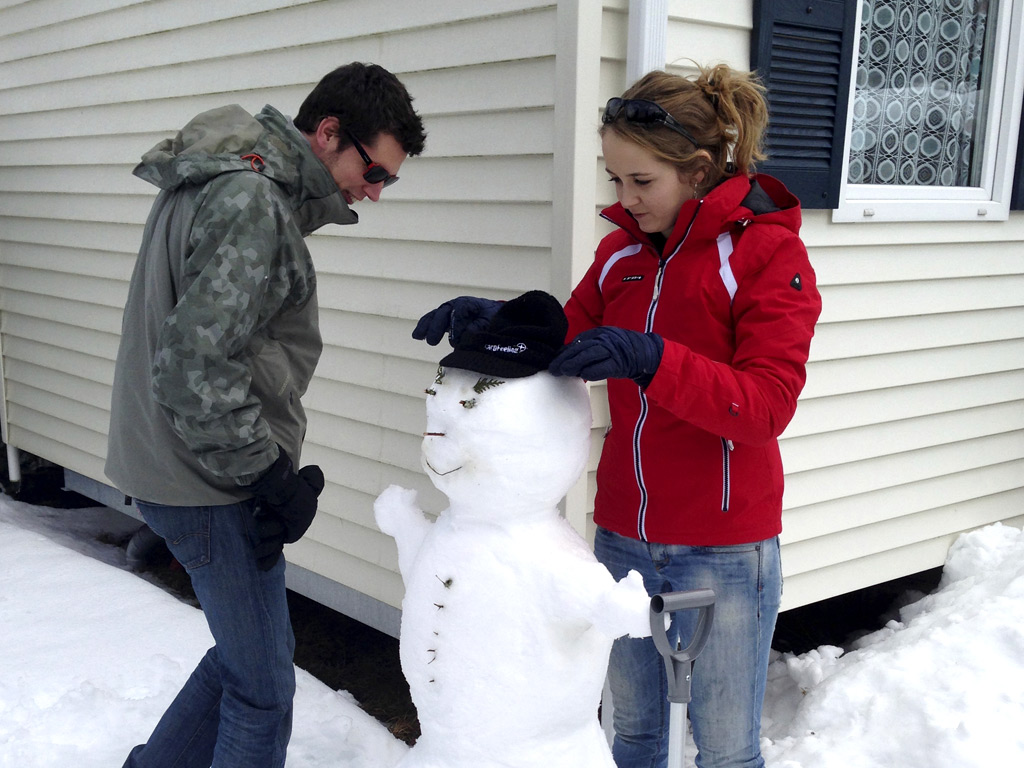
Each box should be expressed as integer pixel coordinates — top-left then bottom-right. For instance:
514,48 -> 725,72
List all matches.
420,291 -> 592,518
421,366 -> 591,517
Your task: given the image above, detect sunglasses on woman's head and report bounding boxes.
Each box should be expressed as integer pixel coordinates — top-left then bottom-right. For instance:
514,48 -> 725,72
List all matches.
602,98 -> 704,150
343,129 -> 399,188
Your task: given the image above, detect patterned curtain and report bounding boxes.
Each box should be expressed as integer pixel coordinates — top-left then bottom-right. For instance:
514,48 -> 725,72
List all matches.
848,0 -> 993,187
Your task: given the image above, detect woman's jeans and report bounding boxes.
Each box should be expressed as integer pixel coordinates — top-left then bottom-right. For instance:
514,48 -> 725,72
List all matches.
123,500 -> 296,768
595,527 -> 781,768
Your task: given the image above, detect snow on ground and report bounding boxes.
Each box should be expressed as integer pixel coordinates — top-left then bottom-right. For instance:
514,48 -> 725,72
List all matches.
1,493 -> 1022,767
761,521 -> 1024,767
0,495 -> 406,768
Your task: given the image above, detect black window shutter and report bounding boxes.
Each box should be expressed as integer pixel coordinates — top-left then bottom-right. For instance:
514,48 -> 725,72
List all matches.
1012,98 -> 1024,210
751,0 -> 858,209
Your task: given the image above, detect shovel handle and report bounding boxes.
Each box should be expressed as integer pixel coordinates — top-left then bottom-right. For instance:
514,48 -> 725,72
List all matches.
650,588 -> 716,704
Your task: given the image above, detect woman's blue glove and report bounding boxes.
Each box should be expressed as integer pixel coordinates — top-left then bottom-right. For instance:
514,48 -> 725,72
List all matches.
549,327 -> 664,386
412,296 -> 502,346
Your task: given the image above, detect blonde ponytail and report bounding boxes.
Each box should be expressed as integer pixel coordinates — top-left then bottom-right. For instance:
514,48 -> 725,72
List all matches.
603,63 -> 769,187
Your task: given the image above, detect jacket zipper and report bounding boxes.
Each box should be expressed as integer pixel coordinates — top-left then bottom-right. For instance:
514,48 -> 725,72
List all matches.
720,438 -> 734,511
634,203 -> 702,542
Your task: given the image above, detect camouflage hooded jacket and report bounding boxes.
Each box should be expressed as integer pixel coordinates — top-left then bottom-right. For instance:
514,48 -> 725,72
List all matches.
105,104 -> 357,505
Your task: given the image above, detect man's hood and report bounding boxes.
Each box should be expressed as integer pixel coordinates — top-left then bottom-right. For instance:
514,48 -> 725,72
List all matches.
133,104 -> 357,231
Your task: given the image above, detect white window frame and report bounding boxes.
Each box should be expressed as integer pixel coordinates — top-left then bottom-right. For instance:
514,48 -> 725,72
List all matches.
834,0 -> 1024,223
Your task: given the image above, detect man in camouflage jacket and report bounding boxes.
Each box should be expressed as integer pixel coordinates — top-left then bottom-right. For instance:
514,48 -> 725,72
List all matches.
106,63 -> 425,768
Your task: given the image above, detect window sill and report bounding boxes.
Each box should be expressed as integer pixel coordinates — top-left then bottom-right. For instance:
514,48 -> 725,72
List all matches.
832,199 -> 1012,223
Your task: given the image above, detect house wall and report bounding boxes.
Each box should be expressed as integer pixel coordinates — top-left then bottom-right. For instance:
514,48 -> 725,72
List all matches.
1,0 -> 1021,632
647,1 -> 1024,609
782,216 -> 1024,606
0,0 -> 579,634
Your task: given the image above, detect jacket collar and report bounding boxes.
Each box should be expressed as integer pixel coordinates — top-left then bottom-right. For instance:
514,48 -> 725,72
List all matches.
253,106 -> 358,231
600,174 -> 802,254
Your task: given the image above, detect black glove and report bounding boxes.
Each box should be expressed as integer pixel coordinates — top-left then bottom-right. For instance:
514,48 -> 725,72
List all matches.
411,296 -> 502,346
246,447 -> 325,571
548,327 -> 664,386
252,515 -> 288,571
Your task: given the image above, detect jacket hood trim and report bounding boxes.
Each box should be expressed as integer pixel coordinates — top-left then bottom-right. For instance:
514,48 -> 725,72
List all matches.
133,104 -> 357,231
600,173 -> 802,254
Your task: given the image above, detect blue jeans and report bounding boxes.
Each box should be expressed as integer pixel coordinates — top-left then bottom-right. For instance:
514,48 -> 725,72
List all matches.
595,527 -> 781,768
124,500 -> 296,768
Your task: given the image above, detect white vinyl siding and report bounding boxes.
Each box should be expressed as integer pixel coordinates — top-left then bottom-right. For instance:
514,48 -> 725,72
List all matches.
594,2 -> 1024,611
780,215 -> 1024,607
0,1 -> 569,631
2,0 -> 1022,630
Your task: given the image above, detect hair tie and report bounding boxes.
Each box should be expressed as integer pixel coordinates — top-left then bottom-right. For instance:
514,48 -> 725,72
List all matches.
705,78 -> 720,112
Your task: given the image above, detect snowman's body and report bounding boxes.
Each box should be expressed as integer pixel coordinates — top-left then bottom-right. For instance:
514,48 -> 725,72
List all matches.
375,367 -> 650,768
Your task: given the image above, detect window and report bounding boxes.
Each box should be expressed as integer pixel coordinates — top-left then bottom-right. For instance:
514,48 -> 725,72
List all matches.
753,0 -> 1024,221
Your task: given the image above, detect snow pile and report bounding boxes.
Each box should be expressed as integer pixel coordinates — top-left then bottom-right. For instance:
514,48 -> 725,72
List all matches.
762,523 -> 1024,767
0,496 -> 406,768
2,489 -> 1023,767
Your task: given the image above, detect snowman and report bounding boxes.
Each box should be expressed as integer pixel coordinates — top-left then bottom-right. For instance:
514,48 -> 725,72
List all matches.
374,290 -> 651,768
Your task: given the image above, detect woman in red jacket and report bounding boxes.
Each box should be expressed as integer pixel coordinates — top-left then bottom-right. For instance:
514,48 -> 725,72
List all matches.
414,64 -> 821,768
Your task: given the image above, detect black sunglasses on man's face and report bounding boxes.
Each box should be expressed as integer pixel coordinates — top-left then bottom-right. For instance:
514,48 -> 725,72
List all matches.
343,128 -> 399,188
602,97 -> 704,150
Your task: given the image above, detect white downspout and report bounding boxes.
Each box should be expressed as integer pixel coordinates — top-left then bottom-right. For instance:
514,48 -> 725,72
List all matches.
626,0 -> 668,86
6,444 -> 20,488
0,320 -> 19,490
0,374 -> 18,493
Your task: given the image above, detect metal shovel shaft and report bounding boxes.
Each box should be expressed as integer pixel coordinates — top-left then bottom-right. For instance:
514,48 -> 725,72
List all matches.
668,702 -> 687,768
650,588 -> 716,768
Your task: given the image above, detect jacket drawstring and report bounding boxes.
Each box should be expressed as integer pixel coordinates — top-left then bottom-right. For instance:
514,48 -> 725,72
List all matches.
241,153 -> 266,172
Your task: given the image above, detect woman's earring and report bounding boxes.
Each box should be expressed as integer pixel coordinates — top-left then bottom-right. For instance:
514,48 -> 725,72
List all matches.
693,180 -> 700,199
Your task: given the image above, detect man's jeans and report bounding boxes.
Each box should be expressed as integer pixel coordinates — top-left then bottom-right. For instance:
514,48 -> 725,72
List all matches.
123,500 -> 296,768
595,527 -> 781,768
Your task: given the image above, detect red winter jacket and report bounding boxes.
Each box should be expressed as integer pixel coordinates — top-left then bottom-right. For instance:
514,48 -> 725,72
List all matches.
564,174 -> 821,545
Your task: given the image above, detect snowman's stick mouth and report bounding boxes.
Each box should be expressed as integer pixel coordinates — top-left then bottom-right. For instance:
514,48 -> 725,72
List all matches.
424,459 -> 462,476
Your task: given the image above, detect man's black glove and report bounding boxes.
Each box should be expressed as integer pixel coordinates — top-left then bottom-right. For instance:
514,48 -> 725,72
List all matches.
246,447 -> 325,571
548,327 -> 664,387
411,296 -> 502,346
